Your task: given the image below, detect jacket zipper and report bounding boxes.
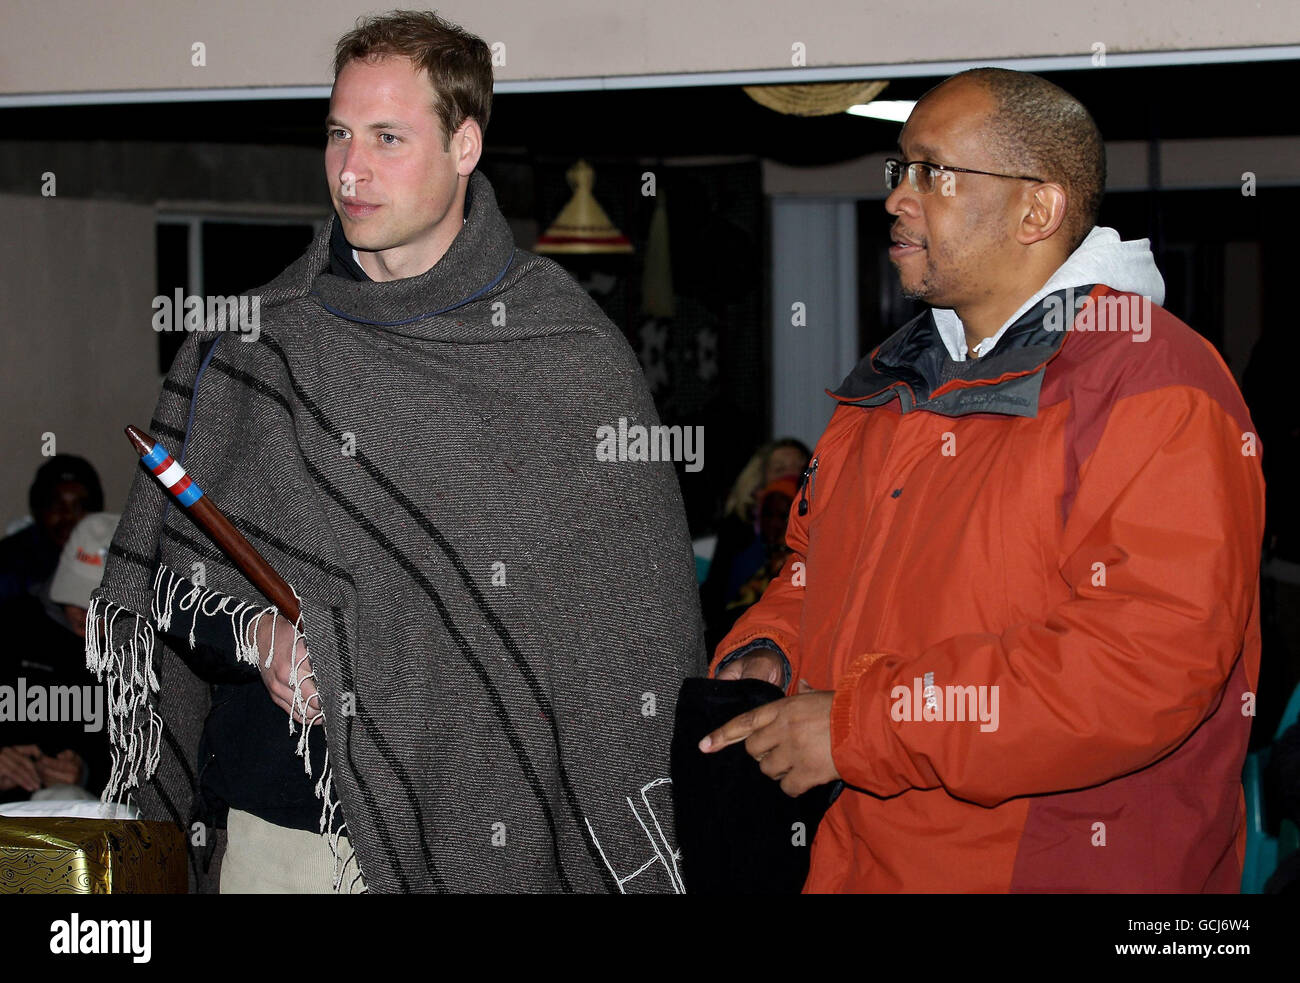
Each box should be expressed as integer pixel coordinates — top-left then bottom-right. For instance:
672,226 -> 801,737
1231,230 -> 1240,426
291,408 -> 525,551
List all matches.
798,457 -> 819,516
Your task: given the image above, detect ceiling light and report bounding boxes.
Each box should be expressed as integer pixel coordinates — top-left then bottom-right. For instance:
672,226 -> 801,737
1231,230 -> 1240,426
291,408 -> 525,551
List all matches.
847,100 -> 916,122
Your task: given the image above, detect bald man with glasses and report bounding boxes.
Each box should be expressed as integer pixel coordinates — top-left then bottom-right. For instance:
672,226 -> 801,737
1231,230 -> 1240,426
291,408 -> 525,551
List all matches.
700,68 -> 1264,893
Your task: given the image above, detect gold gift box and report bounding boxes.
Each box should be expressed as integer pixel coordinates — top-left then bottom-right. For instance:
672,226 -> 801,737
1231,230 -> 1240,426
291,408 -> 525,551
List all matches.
0,818 -> 186,894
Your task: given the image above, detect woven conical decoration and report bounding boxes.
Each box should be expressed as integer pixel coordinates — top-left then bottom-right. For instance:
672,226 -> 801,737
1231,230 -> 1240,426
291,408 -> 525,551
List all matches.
535,159 -> 633,254
743,80 -> 889,117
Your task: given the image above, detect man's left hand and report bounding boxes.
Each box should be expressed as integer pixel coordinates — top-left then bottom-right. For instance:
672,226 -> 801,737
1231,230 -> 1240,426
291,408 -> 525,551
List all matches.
699,681 -> 840,797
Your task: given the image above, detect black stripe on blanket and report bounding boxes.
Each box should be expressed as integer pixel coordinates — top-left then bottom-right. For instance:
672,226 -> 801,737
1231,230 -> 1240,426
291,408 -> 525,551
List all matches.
149,419 -> 188,444
161,516 -> 354,588
329,606 -> 425,892
108,542 -> 156,570
209,357 -> 294,415
302,453 -> 571,891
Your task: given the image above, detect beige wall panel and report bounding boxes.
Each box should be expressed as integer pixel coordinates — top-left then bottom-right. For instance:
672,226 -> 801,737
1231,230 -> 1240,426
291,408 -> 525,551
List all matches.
0,194 -> 158,523
1,0 -> 1297,96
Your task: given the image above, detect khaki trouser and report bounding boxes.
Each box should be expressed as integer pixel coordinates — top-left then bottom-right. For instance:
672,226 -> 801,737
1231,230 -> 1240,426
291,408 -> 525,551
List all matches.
220,808 -> 366,894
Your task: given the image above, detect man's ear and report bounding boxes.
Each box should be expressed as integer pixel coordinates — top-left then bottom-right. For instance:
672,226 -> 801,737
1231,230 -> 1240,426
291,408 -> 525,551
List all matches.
1017,183 -> 1068,246
453,118 -> 483,177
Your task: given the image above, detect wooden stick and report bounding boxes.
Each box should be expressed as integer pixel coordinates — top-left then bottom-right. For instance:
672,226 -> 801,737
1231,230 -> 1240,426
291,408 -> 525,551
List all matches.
124,425 -> 300,622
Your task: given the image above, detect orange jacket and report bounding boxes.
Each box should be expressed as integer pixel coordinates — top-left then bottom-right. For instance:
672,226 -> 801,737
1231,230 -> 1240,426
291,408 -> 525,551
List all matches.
713,280 -> 1264,893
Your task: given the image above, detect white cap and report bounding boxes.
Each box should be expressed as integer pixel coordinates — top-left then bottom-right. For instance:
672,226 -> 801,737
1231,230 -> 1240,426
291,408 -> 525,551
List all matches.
48,512 -> 119,608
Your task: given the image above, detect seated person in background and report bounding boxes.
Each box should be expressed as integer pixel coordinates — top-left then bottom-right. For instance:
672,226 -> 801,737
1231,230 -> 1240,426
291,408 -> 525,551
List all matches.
0,454 -> 103,605
0,512 -> 116,802
720,476 -> 800,636
702,439 -> 808,650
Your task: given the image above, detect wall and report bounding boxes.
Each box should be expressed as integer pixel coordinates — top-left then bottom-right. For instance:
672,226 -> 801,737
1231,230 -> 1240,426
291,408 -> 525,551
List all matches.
0,194 -> 158,523
2,0 -> 1296,98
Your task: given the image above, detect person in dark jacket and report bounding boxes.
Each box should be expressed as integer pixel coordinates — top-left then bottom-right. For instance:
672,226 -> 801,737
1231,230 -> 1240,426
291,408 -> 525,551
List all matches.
0,512 -> 114,802
0,455 -> 103,604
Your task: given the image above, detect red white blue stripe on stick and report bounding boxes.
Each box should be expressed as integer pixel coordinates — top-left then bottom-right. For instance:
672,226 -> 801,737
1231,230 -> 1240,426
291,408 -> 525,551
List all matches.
124,423 -> 300,621
140,441 -> 204,507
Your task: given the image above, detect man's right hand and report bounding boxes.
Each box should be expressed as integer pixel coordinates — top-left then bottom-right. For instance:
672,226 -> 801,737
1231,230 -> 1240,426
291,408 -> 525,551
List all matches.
715,648 -> 785,687
247,614 -> 322,726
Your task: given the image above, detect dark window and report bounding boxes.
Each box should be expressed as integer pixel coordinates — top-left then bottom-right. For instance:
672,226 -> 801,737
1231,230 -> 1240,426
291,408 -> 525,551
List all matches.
155,219 -> 316,374
155,223 -> 190,374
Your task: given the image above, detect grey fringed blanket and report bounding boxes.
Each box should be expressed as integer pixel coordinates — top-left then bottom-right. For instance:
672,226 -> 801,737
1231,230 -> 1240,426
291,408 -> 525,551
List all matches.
88,171 -> 705,893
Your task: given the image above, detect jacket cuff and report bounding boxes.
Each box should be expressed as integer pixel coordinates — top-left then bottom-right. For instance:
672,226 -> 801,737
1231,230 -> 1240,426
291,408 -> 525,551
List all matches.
714,637 -> 793,691
830,650 -> 894,791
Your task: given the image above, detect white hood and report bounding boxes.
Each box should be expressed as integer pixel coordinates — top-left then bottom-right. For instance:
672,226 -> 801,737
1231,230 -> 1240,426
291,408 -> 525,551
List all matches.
933,226 -> 1167,361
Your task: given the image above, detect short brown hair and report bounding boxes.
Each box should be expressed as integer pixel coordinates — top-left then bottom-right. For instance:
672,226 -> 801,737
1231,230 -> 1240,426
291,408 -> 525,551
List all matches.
333,10 -> 494,149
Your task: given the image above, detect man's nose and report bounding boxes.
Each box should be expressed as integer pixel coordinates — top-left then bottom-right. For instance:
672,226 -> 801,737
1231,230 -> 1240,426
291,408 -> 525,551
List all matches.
885,182 -> 918,217
337,145 -> 370,184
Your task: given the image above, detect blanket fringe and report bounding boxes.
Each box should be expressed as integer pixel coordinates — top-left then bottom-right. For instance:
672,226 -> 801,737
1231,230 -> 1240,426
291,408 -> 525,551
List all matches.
86,563 -> 363,893
86,592 -> 162,801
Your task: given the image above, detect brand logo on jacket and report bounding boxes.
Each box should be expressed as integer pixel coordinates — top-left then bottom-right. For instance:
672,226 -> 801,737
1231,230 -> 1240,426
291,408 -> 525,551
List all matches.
1043,288 -> 1152,343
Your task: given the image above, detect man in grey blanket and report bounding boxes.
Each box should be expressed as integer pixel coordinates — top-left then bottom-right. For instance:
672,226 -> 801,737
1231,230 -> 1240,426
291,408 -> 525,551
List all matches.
87,10 -> 705,894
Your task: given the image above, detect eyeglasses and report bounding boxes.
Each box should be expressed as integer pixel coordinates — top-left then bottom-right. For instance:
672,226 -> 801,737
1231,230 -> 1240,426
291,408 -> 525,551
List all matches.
884,157 -> 1045,194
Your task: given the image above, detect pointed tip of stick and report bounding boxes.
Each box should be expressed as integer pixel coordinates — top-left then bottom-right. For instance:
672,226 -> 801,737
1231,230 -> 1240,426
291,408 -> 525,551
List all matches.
124,425 -> 155,457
